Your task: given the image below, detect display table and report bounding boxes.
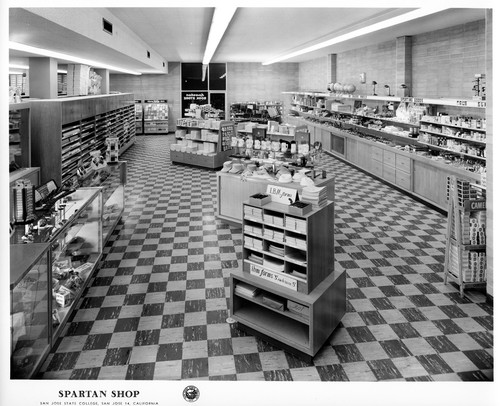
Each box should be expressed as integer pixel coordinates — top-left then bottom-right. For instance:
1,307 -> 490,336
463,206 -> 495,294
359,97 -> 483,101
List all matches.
216,171 -> 335,226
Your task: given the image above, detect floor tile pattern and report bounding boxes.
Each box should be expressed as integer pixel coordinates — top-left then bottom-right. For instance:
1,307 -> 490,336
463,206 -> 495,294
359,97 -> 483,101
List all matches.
38,135 -> 493,381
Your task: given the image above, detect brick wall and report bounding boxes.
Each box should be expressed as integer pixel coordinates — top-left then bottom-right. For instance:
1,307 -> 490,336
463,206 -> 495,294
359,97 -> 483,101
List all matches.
110,62 -> 299,128
336,39 -> 397,97
110,62 -> 181,131
412,20 -> 486,99
298,56 -> 328,92
226,62 -> 298,105
298,19 -> 486,100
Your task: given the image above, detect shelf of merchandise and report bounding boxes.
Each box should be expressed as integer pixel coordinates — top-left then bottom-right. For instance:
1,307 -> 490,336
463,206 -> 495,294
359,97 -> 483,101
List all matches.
9,102 -> 41,219
135,100 -> 143,134
230,101 -> 283,124
230,199 -> 345,360
10,243 -> 52,379
444,176 -> 487,296
143,99 -> 169,134
30,93 -> 135,185
171,119 -> 235,169
418,116 -> 486,162
284,91 -> 485,212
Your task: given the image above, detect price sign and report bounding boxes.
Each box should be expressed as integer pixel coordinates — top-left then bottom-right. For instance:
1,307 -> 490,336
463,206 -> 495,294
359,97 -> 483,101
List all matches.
266,185 -> 298,205
401,97 -> 413,103
456,100 -> 468,106
477,101 -> 487,108
413,97 -> 424,104
464,199 -> 486,212
249,264 -> 298,291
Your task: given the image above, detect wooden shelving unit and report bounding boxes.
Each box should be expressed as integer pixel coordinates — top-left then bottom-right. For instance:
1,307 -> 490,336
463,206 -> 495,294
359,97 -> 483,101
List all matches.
444,176 -> 487,297
230,199 -> 346,360
30,93 -> 135,185
143,99 -> 169,134
171,119 -> 235,169
134,100 -> 143,134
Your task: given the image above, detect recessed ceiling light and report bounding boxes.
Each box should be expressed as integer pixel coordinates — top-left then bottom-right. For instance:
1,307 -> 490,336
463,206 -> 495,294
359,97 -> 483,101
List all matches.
9,41 -> 142,75
202,7 -> 237,65
262,7 -> 449,65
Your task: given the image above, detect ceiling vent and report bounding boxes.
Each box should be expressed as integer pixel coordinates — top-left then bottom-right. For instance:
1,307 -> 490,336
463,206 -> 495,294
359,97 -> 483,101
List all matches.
103,18 -> 113,35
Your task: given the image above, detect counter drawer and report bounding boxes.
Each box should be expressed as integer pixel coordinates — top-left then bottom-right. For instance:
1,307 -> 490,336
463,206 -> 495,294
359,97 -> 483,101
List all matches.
396,171 -> 411,190
383,150 -> 396,167
372,146 -> 383,162
372,159 -> 383,176
396,154 -> 411,173
383,164 -> 396,183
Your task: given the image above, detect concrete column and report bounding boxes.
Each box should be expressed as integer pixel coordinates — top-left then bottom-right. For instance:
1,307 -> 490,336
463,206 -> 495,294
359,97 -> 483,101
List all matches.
395,36 -> 412,97
94,68 -> 110,94
29,57 -> 58,99
326,54 -> 337,85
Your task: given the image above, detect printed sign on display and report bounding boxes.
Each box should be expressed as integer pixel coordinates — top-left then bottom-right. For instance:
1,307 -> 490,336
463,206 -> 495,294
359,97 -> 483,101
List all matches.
266,185 -> 297,205
249,264 -> 298,291
464,199 -> 486,212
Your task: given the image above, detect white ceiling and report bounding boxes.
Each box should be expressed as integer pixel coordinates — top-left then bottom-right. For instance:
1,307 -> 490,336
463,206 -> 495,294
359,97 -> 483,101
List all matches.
9,7 -> 487,73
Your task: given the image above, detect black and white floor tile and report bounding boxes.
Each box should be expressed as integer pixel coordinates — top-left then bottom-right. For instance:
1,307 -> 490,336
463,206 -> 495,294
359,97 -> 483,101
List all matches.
38,135 -> 493,381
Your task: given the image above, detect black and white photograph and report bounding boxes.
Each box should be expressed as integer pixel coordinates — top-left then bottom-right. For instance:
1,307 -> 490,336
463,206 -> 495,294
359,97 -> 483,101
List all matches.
1,0 -> 498,405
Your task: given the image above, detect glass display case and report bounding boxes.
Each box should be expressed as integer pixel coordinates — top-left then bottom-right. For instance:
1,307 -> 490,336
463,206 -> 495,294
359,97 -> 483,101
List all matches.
49,188 -> 103,337
11,187 -> 103,342
10,243 -> 51,379
77,162 -> 126,244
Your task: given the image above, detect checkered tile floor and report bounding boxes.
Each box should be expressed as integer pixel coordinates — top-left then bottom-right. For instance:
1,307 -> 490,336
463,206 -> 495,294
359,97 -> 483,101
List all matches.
38,135 -> 493,381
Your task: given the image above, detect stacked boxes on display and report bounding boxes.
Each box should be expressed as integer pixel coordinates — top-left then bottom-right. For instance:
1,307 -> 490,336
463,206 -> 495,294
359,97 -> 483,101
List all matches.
66,64 -> 90,96
106,137 -> 120,163
444,176 -> 487,296
12,179 -> 35,224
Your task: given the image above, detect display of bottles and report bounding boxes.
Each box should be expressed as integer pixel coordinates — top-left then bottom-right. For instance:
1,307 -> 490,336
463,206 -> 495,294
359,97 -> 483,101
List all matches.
423,114 -> 486,130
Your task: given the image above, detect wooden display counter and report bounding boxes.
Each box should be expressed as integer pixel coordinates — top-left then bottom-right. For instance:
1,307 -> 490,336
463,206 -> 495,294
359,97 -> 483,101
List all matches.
287,116 -> 482,212
216,171 -> 335,226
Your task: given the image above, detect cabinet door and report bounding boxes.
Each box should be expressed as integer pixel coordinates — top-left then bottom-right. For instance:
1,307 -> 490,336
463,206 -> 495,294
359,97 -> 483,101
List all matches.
413,161 -> 448,209
357,142 -> 372,172
346,137 -> 358,164
320,128 -> 331,150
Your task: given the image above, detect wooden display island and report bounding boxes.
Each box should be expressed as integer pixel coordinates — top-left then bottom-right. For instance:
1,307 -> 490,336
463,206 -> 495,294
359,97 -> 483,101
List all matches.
216,171 -> 335,226
230,199 -> 345,360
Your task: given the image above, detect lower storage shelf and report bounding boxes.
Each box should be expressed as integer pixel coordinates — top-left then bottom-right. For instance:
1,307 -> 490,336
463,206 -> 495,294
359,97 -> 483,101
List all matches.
230,268 -> 346,357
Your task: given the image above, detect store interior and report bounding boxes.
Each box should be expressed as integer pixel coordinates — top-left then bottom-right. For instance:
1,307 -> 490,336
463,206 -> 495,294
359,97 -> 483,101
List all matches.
4,4 -> 496,405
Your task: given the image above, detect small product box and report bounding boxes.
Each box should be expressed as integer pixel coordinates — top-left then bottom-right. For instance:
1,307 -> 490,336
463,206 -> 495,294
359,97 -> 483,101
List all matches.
287,300 -> 309,320
262,294 -> 285,311
249,193 -> 271,206
55,286 -> 74,308
288,201 -> 312,216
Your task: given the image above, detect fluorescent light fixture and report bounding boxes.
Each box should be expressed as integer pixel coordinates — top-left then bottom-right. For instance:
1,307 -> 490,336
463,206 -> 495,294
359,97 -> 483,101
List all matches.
9,64 -> 29,70
263,7 -> 448,65
9,71 -> 25,75
9,41 -> 142,75
202,7 -> 237,65
57,69 -> 68,74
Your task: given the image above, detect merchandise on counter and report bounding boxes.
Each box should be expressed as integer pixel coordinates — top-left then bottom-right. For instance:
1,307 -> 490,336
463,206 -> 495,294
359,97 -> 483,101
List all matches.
287,300 -> 309,319
262,293 -> 285,311
234,282 -> 260,298
301,185 -> 327,207
263,257 -> 285,272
